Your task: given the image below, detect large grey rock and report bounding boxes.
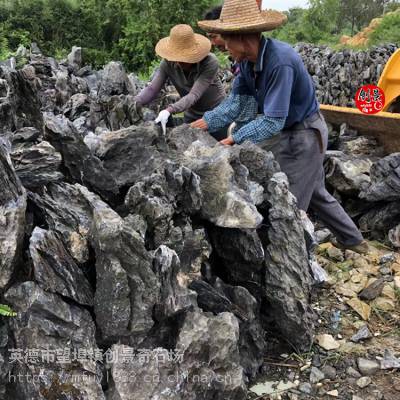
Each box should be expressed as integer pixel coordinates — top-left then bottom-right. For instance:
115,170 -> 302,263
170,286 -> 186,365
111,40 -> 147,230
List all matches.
324,151 -> 372,196
359,201 -> 400,240
67,46 -> 82,69
44,113 -> 119,202
97,62 -> 134,98
124,162 -> 202,248
29,227 -> 94,306
11,141 -> 63,188
4,281 -> 104,400
0,67 -> 43,132
181,139 -> 263,229
79,186 -> 159,345
29,183 -> 94,264
97,124 -> 166,188
263,173 -> 314,351
0,141 -> 26,290
360,153 -> 400,202
106,311 -> 247,400
190,279 -> 267,378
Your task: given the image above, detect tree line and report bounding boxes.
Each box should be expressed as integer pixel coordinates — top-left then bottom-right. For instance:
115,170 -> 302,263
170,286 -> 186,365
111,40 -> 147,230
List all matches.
0,0 -> 399,73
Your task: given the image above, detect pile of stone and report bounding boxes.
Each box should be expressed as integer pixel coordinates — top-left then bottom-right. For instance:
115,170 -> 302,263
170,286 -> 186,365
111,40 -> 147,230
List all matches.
295,43 -> 398,106
0,46 -> 315,399
323,123 -> 400,249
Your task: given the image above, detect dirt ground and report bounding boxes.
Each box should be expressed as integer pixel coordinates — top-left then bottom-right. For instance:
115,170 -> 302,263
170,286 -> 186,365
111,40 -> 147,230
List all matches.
248,241 -> 400,400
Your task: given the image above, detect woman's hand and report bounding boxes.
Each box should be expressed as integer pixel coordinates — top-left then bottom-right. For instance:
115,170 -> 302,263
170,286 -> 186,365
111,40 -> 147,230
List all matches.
219,136 -> 235,146
190,119 -> 208,131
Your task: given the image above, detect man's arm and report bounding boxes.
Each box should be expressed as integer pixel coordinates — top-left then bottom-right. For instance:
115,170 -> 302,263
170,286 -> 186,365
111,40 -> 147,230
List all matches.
232,115 -> 286,144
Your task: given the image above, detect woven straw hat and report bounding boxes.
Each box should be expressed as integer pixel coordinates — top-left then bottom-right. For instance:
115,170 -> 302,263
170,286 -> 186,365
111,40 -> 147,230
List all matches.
198,0 -> 287,34
155,24 -> 211,63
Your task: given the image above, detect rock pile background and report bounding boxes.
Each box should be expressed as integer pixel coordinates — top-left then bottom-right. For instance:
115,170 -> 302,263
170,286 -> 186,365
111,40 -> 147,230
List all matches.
295,43 -> 398,106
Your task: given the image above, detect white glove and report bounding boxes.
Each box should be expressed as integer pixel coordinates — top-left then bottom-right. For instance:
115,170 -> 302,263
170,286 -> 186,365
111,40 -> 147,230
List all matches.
155,109 -> 171,135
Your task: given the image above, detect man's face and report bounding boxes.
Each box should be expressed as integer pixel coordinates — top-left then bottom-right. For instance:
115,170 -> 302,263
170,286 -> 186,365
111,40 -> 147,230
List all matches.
207,33 -> 226,52
223,35 -> 247,62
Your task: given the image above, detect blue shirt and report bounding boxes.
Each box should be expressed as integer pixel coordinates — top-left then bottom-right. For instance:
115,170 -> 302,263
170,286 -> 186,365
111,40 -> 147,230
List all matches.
233,37 -> 319,129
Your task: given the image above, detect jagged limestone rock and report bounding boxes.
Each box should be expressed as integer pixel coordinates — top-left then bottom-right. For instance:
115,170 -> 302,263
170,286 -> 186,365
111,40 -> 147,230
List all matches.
29,227 -> 94,306
44,113 -> 119,202
5,281 -> 104,400
324,151 -> 372,196
11,141 -> 63,188
360,153 -> 400,202
106,311 -> 247,400
263,173 -> 314,351
0,140 -> 26,290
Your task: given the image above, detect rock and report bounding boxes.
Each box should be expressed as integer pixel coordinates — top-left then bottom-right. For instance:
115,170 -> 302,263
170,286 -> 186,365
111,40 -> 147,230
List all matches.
0,140 -> 27,290
181,137 -> 263,229
351,325 -> 373,342
327,390 -> 339,397
190,278 -> 267,378
357,376 -> 372,388
380,349 -> 400,370
44,113 -> 119,202
29,183 -> 94,264
97,125 -> 166,189
4,281 -> 104,400
360,153 -> 400,202
324,151 -> 372,196
80,185 -> 159,345
29,227 -> 94,306
389,225 -> 400,248
327,246 -> 344,262
106,311 -> 247,400
379,253 -> 396,265
299,382 -> 312,394
250,380 -> 297,396
321,365 -> 337,380
347,366 -> 362,378
359,278 -> 385,301
11,140 -> 63,188
67,46 -> 82,69
359,202 -> 400,240
316,334 -> 340,350
372,297 -> 396,311
357,358 -> 380,376
310,367 -> 325,384
263,173 -> 314,351
347,298 -> 371,320
152,245 -> 197,322
97,61 -> 134,98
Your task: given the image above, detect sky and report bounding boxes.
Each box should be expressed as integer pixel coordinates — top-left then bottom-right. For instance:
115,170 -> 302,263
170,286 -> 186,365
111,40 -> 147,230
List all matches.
261,0 -> 309,11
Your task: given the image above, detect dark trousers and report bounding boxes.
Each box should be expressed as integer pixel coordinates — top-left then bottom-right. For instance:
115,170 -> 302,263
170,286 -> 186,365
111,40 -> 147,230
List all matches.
259,112 -> 364,246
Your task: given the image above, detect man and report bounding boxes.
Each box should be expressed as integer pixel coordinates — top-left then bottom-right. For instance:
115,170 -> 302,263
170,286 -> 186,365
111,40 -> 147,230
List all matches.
192,0 -> 368,254
134,24 -> 227,140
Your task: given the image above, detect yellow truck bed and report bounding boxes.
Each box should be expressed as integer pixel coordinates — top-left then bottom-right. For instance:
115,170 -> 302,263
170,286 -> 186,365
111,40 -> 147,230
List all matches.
320,104 -> 400,153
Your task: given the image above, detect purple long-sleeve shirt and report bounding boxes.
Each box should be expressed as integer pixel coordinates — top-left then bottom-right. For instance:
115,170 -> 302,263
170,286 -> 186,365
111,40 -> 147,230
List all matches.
135,53 -> 225,121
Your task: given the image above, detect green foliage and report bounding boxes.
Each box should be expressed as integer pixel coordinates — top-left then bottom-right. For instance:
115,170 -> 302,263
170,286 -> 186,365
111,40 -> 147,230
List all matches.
0,0 -> 399,72
369,11 -> 400,45
0,304 -> 17,317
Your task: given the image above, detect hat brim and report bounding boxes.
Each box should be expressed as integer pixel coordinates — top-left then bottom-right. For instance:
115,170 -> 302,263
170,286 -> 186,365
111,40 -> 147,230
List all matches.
198,10 -> 287,34
155,33 -> 211,63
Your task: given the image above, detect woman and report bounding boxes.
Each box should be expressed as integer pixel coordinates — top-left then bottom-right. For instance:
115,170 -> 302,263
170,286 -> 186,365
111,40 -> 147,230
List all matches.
134,24 -> 227,139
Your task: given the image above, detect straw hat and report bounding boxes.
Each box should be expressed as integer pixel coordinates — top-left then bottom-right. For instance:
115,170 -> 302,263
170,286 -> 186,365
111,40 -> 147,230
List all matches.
198,0 -> 287,34
155,24 -> 211,63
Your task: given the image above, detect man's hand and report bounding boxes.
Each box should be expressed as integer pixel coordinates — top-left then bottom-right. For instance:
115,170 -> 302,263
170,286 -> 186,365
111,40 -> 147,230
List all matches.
190,118 -> 208,131
219,136 -> 235,146
155,109 -> 171,135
